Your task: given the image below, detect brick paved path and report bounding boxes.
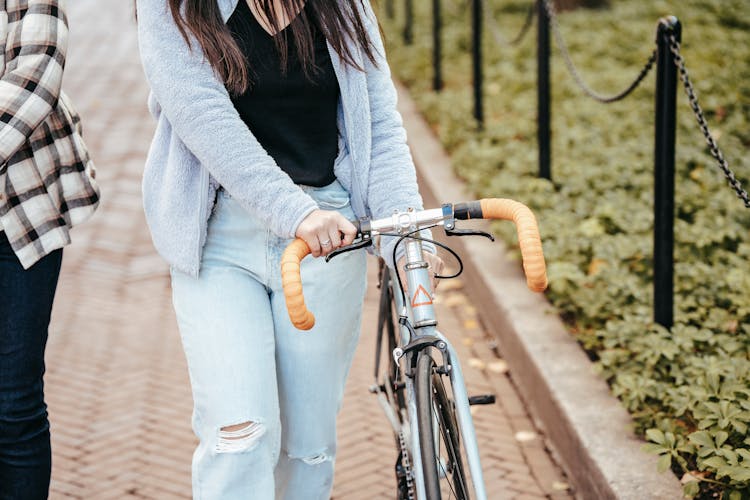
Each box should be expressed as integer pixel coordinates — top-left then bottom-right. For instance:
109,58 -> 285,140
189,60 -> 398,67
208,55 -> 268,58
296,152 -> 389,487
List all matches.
45,1 -> 572,498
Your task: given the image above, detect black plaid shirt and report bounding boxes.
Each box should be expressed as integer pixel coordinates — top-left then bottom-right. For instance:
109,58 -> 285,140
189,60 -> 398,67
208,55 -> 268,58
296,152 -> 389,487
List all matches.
0,0 -> 99,269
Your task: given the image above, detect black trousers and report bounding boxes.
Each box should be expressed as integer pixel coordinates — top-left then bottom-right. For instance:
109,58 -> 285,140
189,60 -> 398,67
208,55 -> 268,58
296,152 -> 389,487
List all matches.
0,232 -> 62,500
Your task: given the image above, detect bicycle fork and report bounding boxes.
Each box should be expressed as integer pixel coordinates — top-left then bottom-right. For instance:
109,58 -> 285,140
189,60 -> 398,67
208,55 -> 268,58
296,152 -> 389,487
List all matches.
398,330 -> 488,500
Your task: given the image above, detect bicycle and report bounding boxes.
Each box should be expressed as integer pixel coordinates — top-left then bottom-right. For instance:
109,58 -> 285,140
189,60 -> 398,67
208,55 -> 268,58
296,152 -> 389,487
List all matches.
281,198 -> 547,499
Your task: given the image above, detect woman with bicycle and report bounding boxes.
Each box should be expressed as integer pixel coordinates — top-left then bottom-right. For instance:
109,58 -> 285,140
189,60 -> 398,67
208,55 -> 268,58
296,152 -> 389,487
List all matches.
136,0 -> 442,497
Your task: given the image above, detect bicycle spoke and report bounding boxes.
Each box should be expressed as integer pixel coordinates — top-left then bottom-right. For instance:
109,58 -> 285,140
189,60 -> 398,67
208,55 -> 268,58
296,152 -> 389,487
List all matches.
434,372 -> 469,499
433,399 -> 459,498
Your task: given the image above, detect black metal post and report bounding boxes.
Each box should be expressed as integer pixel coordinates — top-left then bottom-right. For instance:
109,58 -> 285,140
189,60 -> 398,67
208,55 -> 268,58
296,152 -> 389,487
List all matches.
472,0 -> 483,127
653,16 -> 681,329
385,0 -> 394,20
404,0 -> 414,45
433,0 -> 443,91
537,0 -> 551,180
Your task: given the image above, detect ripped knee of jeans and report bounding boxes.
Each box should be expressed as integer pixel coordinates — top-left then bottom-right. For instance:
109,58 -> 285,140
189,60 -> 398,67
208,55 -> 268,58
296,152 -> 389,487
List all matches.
215,421 -> 266,454
289,450 -> 331,466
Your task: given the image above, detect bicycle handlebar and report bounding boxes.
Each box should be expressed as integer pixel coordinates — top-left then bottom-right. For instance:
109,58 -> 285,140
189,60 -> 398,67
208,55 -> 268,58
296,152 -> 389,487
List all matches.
280,238 -> 317,331
281,198 -> 548,330
477,199 -> 548,292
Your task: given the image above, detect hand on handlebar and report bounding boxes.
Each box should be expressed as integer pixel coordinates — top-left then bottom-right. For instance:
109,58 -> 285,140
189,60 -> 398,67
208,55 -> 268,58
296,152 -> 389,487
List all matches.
295,209 -> 357,258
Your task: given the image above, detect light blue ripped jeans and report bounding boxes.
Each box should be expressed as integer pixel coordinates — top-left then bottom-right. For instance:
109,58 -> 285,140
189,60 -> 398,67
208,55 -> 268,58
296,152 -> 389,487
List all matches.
170,180 -> 367,500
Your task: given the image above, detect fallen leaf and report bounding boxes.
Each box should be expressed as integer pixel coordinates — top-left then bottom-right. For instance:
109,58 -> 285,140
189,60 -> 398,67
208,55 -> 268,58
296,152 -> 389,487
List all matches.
467,358 -> 486,370
462,337 -> 475,347
488,360 -> 509,374
463,319 -> 479,330
681,471 -> 707,484
552,481 -> 569,491
514,431 -> 537,442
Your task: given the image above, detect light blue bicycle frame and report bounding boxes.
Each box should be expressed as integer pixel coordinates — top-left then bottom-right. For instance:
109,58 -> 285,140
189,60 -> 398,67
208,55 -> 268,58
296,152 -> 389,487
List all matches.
389,234 -> 488,500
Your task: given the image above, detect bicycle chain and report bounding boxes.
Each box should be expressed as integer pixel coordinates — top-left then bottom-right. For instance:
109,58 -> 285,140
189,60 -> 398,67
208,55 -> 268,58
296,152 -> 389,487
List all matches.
543,0 -> 656,103
398,430 -> 416,500
667,33 -> 750,208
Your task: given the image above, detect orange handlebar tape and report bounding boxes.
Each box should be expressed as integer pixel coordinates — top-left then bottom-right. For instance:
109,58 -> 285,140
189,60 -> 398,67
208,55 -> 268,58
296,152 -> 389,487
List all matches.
479,199 -> 548,292
280,238 -> 315,331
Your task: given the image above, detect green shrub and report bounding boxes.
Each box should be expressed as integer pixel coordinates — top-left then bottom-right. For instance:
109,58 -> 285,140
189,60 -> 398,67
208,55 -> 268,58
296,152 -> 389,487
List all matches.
380,1 -> 750,497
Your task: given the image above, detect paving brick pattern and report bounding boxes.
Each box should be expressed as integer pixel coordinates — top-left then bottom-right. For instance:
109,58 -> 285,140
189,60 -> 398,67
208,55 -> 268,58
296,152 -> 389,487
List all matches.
43,1 -> 573,498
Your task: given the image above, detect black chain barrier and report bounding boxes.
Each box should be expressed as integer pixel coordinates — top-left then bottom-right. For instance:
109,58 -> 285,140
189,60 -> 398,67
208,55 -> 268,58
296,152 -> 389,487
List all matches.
543,0 -> 656,103
667,34 -> 750,209
485,3 -> 535,48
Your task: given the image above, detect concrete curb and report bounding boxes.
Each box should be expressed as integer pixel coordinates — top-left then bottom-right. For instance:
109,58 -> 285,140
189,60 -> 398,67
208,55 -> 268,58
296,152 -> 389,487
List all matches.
396,83 -> 684,500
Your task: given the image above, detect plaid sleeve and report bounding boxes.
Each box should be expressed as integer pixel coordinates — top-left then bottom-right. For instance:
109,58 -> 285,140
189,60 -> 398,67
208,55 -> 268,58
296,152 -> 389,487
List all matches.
0,0 -> 67,168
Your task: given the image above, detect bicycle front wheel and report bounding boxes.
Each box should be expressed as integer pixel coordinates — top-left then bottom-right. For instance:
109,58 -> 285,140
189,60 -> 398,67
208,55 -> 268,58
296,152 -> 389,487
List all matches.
415,350 -> 469,499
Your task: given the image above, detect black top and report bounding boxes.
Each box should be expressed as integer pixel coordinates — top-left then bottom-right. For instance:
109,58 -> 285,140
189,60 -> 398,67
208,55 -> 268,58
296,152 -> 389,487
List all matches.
227,1 -> 339,187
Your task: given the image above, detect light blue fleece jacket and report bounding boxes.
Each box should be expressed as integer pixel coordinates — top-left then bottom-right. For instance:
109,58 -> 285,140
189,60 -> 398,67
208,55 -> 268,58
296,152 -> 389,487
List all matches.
136,0 -> 429,277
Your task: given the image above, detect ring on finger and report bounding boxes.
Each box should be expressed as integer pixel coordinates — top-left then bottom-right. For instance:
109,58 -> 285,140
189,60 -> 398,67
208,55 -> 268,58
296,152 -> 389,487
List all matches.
320,239 -> 332,247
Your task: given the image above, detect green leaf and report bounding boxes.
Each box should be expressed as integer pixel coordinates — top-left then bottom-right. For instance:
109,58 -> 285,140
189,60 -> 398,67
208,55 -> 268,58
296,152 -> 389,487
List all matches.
732,420 -> 748,435
688,431 -> 715,448
719,449 -> 739,466
657,453 -> 672,473
702,456 -> 729,470
728,490 -> 743,500
726,466 -> 750,482
715,431 -> 730,447
647,428 -> 667,446
643,443 -> 668,455
682,481 -> 700,499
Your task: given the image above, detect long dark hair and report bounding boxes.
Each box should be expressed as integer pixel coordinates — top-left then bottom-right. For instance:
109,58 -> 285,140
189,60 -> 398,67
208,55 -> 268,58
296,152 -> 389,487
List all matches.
167,0 -> 378,95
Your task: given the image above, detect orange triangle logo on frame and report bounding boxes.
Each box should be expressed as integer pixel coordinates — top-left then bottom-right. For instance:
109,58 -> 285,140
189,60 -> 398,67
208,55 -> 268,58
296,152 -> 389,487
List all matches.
411,284 -> 433,308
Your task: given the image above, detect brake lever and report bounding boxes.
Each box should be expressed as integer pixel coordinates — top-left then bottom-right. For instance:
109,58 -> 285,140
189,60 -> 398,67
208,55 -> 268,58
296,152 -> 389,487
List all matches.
325,238 -> 373,262
444,227 -> 495,241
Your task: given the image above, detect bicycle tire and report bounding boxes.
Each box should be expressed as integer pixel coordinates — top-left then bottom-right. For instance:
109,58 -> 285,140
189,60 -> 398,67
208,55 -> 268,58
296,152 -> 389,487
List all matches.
415,350 -> 469,500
